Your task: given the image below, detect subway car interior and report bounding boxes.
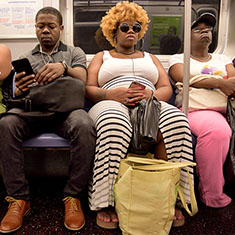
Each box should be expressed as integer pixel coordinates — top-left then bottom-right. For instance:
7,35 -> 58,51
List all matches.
0,0 -> 235,234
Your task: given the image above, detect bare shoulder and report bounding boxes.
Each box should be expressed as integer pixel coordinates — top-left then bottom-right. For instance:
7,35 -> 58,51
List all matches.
88,51 -> 105,69
148,53 -> 160,63
148,53 -> 164,68
95,51 -> 105,58
0,44 -> 11,57
90,51 -> 104,62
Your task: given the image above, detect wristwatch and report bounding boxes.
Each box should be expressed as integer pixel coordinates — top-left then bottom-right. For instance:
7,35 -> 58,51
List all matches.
60,60 -> 68,75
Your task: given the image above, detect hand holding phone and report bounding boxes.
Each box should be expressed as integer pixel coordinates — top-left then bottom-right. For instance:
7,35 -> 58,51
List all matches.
12,58 -> 35,76
12,58 -> 38,88
127,81 -> 146,106
129,81 -> 146,90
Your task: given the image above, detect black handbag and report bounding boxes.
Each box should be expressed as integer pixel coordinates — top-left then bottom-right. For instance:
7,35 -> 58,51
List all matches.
226,98 -> 235,175
5,76 -> 85,113
129,92 -> 161,154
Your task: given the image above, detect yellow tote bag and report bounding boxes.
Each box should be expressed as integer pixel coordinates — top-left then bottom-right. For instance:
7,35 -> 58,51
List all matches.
114,154 -> 198,235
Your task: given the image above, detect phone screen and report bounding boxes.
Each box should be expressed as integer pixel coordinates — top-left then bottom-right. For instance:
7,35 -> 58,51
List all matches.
12,58 -> 35,76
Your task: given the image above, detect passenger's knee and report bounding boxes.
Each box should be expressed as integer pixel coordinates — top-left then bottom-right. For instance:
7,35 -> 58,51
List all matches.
70,110 -> 96,137
0,115 -> 20,133
201,125 -> 231,143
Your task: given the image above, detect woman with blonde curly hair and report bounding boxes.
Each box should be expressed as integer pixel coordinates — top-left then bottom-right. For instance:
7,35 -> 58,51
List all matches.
86,1 -> 194,229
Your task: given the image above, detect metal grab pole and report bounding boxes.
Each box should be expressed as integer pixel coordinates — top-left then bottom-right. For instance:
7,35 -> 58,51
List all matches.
182,1 -> 191,115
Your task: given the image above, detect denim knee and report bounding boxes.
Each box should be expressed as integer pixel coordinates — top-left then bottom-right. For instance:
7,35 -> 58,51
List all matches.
66,109 -> 96,144
0,114 -> 23,137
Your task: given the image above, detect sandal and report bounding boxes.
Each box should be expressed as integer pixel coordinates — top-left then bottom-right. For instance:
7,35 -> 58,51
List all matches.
96,207 -> 118,229
172,207 -> 185,227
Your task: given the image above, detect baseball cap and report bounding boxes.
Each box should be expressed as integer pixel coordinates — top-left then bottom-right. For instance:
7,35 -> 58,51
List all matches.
191,12 -> 216,29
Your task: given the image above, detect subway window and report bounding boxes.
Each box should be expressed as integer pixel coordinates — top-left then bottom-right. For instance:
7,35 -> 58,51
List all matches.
73,0 -> 220,54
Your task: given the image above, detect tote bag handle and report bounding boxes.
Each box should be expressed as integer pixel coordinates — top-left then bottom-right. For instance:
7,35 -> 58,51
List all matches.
126,156 -> 196,171
177,169 -> 198,216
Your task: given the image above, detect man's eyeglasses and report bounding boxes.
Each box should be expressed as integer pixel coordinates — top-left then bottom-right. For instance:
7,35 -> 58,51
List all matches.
119,23 -> 142,33
192,26 -> 213,33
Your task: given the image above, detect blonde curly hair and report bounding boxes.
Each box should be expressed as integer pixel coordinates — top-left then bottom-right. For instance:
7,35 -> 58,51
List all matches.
101,1 -> 150,47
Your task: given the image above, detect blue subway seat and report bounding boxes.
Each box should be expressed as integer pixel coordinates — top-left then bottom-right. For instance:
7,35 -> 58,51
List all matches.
23,133 -> 70,148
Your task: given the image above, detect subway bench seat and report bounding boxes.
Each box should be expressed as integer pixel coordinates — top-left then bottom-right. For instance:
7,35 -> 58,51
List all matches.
23,133 -> 70,148
20,133 -> 71,177
0,133 -> 71,177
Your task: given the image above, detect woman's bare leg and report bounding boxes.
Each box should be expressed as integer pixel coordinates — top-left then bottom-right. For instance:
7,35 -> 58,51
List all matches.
154,130 -> 167,161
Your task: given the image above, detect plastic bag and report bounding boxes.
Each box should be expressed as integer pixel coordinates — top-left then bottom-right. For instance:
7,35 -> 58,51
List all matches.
129,92 -> 161,154
226,98 -> 235,174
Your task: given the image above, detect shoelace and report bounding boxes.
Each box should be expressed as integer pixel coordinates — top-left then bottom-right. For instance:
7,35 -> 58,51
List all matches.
5,196 -> 20,210
63,196 -> 79,211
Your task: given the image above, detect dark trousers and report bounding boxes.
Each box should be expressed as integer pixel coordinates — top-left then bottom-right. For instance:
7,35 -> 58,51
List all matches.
0,108 -> 96,201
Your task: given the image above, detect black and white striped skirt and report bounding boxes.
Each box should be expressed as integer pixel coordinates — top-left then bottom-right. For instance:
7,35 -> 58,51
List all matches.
88,99 -> 194,211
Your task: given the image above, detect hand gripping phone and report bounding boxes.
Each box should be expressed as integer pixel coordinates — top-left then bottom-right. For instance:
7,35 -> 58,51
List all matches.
129,81 -> 146,89
12,58 -> 35,76
12,58 -> 38,87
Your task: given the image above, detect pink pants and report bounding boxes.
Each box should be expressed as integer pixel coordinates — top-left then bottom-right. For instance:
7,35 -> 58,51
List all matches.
188,110 -> 232,208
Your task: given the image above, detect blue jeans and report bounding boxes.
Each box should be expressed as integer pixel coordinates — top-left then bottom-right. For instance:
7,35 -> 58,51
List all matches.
0,108 -> 96,201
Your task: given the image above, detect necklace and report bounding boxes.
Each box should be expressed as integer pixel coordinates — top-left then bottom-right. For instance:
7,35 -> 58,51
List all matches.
114,48 -> 136,55
191,54 -> 211,61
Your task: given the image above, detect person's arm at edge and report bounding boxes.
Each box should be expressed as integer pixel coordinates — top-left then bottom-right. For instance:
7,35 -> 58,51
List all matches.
67,65 -> 87,85
69,46 -> 88,85
0,44 -> 12,81
86,51 -> 108,102
168,62 -> 184,83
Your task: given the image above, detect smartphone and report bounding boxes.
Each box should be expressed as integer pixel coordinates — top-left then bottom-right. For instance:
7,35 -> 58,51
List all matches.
12,58 -> 35,76
129,81 -> 146,89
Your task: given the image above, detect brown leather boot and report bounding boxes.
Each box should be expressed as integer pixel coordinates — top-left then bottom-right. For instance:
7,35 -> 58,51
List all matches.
63,196 -> 85,231
0,196 -> 30,233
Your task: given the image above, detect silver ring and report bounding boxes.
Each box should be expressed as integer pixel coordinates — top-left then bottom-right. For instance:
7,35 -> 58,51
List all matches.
126,98 -> 129,103
27,82 -> 38,88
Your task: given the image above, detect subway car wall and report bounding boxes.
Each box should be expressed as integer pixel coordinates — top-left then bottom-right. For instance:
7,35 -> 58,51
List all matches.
73,0 -> 220,55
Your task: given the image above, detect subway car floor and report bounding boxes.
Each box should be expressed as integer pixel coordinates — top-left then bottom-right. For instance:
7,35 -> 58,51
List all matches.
0,176 -> 234,235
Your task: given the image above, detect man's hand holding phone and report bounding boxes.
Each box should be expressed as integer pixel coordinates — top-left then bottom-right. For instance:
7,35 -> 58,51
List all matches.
14,72 -> 36,96
12,58 -> 38,96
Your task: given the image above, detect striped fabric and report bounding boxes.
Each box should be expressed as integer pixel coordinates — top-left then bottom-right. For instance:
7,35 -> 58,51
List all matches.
88,77 -> 194,210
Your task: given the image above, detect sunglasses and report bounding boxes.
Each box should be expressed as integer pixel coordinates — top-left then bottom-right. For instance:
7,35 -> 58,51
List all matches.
119,23 -> 142,33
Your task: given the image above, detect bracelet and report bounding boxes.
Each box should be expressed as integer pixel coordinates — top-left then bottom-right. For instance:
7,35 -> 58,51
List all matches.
103,89 -> 107,99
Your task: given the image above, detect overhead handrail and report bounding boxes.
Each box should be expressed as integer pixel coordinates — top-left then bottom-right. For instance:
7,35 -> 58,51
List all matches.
182,0 -> 191,115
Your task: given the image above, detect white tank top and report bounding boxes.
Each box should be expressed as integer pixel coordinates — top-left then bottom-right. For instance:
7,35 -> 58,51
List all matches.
98,51 -> 159,89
